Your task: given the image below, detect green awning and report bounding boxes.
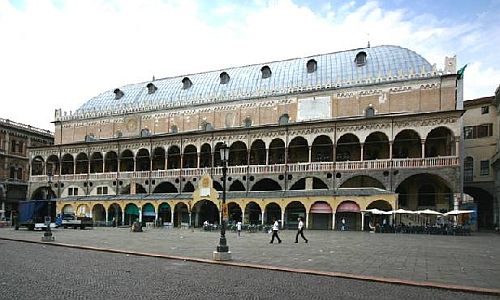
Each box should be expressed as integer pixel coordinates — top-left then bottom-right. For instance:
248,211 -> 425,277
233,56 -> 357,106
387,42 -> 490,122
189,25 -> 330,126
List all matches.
125,205 -> 139,215
142,204 -> 155,213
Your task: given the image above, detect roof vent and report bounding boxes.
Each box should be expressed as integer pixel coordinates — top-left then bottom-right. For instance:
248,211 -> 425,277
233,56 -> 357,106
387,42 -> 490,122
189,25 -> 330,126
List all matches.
182,77 -> 192,89
306,59 -> 317,73
261,66 -> 272,79
355,51 -> 367,66
220,72 -> 230,84
114,89 -> 124,100
146,83 -> 157,94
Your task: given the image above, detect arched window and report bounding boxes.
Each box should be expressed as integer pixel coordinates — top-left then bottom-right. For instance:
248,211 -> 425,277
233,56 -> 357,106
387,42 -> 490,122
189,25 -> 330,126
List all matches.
141,128 -> 151,137
244,117 -> 252,128
182,77 -> 192,89
278,114 -> 289,125
261,66 -> 272,79
464,156 -> 473,182
220,72 -> 230,84
114,88 -> 124,100
201,121 -> 213,131
355,51 -> 367,66
365,106 -> 375,117
146,83 -> 157,94
170,125 -> 178,134
306,59 -> 317,73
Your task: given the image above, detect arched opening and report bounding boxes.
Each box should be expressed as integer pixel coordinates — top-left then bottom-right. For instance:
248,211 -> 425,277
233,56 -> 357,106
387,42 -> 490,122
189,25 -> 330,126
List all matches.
135,148 -> 150,171
228,202 -> 242,223
31,156 -> 44,176
61,153 -> 74,175
107,203 -> 122,226
395,174 -> 453,211
153,182 -> 178,193
250,139 -> 266,165
265,203 -> 281,224
288,137 -> 308,163
229,180 -> 245,191
182,181 -> 195,192
76,204 -> 90,217
200,143 -> 212,168
245,202 -> 262,225
365,200 -> 393,231
183,145 -> 197,168
312,135 -> 333,162
167,145 -> 181,169
310,201 -> 332,229
336,201 -> 361,231
213,181 -> 223,192
191,200 -> 218,227
463,187 -> 494,229
124,203 -> 139,225
104,151 -> 118,172
251,178 -> 282,191
336,134 -> 361,161
46,155 -> 60,175
90,152 -> 103,173
268,138 -> 285,164
284,201 -> 306,229
141,203 -> 156,225
393,129 -> 421,158
152,147 -> 166,170
213,142 -> 224,167
364,132 -> 389,160
173,203 -> 189,227
91,204 -> 106,223
158,203 -> 171,225
119,150 -> 134,172
278,114 -> 289,125
340,175 -> 385,189
75,153 -> 88,174
229,141 -> 247,166
425,127 -> 454,157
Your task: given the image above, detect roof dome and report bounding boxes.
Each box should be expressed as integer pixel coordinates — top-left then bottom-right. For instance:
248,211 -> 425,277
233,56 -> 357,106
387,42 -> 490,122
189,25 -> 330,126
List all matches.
75,45 -> 433,116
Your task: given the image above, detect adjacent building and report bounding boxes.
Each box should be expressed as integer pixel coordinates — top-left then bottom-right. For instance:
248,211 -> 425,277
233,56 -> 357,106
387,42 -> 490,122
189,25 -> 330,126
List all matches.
27,45 -> 464,230
0,118 -> 53,221
463,95 -> 498,229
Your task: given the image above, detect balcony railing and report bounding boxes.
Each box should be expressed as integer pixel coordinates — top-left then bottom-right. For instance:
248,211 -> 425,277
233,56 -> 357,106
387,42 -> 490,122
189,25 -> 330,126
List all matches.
29,156 -> 459,183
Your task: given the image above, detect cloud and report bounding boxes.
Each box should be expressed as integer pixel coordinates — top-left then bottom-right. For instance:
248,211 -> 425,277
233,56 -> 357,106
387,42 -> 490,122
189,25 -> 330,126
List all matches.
0,0 -> 498,131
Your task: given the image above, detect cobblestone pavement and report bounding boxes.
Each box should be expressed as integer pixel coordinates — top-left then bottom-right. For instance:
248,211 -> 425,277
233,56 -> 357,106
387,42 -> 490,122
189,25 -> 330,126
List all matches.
1,239 -> 498,300
1,227 -> 499,293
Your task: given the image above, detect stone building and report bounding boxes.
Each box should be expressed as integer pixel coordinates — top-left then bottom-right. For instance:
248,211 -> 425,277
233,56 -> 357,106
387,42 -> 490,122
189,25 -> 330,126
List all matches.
463,94 -> 498,229
27,45 -> 464,230
0,118 -> 53,221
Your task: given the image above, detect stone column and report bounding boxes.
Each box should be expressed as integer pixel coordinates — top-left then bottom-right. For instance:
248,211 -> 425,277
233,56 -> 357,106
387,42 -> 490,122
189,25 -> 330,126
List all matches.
170,209 -> 175,226
360,143 -> 364,161
265,148 -> 269,165
280,210 -> 285,229
261,211 -> 265,225
421,140 -> 426,158
305,212 -> 309,229
332,213 -> 336,230
361,211 -> 365,231
138,209 -> 142,223
122,210 -> 125,226
241,208 -> 245,225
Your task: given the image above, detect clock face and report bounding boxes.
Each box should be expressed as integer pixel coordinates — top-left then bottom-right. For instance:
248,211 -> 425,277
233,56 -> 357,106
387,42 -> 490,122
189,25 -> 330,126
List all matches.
126,118 -> 138,131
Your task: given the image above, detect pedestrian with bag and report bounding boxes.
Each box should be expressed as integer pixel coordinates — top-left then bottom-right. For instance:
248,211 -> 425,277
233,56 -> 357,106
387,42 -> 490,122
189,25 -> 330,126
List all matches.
269,218 -> 282,244
295,217 -> 308,243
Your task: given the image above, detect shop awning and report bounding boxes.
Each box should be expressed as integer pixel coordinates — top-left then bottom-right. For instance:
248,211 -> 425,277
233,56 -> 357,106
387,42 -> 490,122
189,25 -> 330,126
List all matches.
336,202 -> 360,213
310,202 -> 332,214
125,205 -> 139,215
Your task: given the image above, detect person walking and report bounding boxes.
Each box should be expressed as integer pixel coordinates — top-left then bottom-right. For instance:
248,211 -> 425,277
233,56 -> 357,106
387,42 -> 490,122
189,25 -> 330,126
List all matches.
236,220 -> 242,237
269,218 -> 282,244
295,217 -> 308,243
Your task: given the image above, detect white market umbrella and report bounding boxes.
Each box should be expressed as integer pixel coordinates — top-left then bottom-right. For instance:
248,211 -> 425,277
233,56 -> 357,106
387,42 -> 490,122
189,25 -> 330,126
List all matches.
364,208 -> 392,215
392,209 -> 417,214
444,210 -> 474,216
417,209 -> 442,215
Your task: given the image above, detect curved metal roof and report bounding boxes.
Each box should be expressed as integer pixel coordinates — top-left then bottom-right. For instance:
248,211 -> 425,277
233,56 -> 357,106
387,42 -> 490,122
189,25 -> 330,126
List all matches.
76,45 -> 434,115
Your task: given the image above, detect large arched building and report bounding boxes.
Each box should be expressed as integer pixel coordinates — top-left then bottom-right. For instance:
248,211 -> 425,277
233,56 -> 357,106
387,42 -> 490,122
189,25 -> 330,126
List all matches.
28,45 -> 463,230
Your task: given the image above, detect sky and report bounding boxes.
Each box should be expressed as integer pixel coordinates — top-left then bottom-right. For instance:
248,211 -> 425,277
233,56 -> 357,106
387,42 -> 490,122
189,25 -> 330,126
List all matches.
1,0 -> 499,132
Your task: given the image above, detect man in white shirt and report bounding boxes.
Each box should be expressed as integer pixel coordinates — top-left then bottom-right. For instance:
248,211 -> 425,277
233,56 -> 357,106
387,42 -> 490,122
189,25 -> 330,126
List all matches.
295,217 -> 308,243
269,218 -> 282,244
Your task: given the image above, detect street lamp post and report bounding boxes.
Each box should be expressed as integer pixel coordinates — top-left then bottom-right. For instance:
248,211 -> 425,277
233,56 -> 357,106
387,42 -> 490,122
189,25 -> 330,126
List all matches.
213,143 -> 231,261
42,172 -> 55,242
